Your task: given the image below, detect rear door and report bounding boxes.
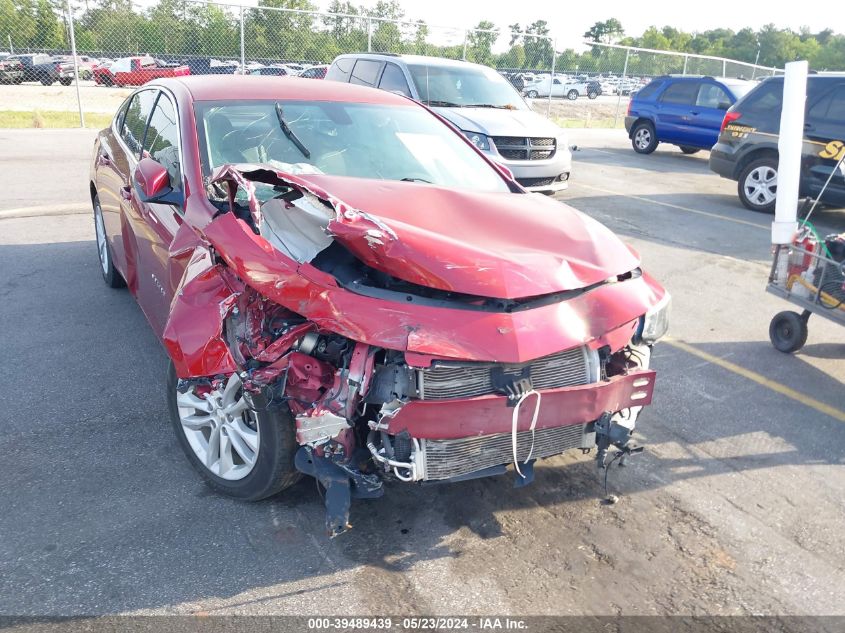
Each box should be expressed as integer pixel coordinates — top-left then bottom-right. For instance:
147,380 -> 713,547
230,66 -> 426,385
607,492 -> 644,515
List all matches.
689,81 -> 733,148
97,88 -> 157,292
654,81 -> 700,144
803,81 -> 845,204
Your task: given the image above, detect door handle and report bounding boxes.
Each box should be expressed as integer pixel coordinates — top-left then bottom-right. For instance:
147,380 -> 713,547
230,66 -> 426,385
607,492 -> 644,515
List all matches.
690,111 -> 700,116
804,123 -> 815,131
120,186 -> 132,201
98,152 -> 112,166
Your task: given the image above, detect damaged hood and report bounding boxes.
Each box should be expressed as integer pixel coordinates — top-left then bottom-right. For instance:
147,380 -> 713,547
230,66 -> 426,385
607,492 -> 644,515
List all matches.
283,174 -> 640,299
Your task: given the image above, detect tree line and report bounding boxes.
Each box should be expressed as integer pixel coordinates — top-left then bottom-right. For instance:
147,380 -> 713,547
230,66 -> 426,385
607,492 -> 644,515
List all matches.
2,0 -> 843,74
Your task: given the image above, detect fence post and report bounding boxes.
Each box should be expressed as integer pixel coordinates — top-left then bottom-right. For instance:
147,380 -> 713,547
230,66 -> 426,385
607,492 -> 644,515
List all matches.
547,38 -> 555,118
65,0 -> 84,128
7,34 -> 12,55
462,30 -> 468,61
613,48 -> 630,128
722,59 -> 726,77
239,6 -> 246,74
683,54 -> 688,75
367,17 -> 372,52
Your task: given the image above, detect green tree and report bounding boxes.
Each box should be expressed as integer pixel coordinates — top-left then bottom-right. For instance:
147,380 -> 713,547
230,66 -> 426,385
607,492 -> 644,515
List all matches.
466,20 -> 496,65
583,18 -> 624,44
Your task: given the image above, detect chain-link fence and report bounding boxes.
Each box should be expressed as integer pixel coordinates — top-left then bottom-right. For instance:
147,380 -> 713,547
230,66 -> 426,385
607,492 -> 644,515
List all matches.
1,0 -> 782,129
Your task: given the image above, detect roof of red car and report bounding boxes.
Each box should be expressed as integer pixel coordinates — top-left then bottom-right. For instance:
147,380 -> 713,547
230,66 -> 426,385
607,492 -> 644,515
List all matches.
156,75 -> 411,105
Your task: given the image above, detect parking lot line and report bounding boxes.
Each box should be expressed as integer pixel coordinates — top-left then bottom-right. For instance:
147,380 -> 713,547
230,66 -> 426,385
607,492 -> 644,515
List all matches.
572,182 -> 770,231
666,338 -> 845,424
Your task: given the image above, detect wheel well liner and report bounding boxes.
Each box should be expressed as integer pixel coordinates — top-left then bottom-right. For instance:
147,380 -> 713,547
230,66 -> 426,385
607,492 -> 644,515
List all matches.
734,147 -> 778,180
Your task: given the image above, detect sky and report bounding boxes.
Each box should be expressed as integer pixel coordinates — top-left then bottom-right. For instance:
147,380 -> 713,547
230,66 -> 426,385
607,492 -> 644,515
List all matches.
344,0 -> 837,47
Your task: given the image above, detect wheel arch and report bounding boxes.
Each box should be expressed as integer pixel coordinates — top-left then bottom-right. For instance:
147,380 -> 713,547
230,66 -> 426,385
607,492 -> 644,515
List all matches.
733,146 -> 778,180
627,117 -> 654,139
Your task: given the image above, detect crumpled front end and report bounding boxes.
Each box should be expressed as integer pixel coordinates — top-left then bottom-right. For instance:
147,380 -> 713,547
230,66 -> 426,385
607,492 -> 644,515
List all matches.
164,164 -> 668,536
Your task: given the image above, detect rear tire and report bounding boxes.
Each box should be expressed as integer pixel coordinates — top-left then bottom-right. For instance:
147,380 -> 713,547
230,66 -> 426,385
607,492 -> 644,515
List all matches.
587,91 -> 598,99
93,193 -> 126,289
526,89 -> 538,98
679,146 -> 700,155
59,77 -> 72,86
631,121 -> 658,154
738,156 -> 778,213
769,311 -> 808,353
167,363 -> 301,500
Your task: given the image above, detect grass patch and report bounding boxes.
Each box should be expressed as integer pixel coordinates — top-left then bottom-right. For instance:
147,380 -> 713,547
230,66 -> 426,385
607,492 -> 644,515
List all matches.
0,110 -> 111,129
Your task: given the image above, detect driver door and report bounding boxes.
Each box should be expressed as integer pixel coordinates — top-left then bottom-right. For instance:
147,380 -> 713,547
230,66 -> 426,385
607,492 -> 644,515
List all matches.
131,91 -> 186,337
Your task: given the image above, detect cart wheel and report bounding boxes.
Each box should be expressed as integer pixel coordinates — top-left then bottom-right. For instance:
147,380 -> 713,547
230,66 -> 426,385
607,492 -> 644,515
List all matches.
769,310 -> 809,353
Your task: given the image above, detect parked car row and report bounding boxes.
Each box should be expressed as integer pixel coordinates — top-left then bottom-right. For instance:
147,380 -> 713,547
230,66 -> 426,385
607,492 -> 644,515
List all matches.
0,53 -> 74,85
624,72 -> 845,213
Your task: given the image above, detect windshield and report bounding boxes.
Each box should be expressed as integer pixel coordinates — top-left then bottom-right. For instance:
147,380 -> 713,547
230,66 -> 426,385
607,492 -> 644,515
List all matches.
195,100 -> 510,193
407,64 -> 526,109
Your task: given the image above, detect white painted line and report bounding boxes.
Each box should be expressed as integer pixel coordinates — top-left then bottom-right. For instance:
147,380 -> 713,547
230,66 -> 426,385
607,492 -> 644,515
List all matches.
0,204 -> 89,219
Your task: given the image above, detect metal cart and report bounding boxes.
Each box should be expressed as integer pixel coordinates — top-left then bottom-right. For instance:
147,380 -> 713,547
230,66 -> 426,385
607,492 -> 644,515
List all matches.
767,231 -> 845,352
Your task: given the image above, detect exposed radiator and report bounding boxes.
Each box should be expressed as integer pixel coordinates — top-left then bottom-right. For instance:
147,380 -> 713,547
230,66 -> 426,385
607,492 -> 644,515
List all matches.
422,423 -> 588,481
419,347 -> 591,400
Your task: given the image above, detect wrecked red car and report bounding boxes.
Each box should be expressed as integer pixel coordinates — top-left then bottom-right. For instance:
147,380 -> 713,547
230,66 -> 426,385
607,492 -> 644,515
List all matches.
90,76 -> 669,535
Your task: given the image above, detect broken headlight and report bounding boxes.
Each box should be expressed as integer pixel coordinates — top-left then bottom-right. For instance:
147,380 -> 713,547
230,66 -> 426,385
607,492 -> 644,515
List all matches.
462,131 -> 490,151
639,292 -> 671,344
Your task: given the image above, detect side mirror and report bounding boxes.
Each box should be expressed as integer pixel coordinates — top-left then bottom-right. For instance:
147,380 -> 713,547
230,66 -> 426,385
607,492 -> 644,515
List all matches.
134,157 -> 172,202
717,101 -> 732,111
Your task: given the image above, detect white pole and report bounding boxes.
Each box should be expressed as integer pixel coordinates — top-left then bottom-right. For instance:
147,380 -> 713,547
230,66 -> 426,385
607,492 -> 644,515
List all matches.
462,30 -> 468,61
547,38 -> 555,118
65,0 -> 84,128
7,34 -> 12,54
367,17 -> 372,52
239,6 -> 245,74
772,60 -> 808,245
613,48 -> 629,128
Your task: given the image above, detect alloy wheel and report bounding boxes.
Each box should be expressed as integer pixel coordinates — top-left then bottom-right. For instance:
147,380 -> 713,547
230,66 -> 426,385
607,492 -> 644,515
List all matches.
634,128 -> 651,150
743,165 -> 778,206
94,202 -> 109,275
176,373 -> 260,481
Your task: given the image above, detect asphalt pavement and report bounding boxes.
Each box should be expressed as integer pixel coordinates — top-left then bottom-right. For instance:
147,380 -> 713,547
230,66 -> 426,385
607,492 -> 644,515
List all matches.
1,127 -> 844,617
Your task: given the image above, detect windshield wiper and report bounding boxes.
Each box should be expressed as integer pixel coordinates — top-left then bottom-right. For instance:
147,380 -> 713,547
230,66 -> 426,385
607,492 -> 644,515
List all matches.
400,177 -> 432,183
425,100 -> 462,107
274,102 -> 310,159
463,104 -> 517,109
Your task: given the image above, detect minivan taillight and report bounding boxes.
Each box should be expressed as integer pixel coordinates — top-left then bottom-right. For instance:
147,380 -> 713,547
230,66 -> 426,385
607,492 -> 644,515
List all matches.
721,110 -> 741,132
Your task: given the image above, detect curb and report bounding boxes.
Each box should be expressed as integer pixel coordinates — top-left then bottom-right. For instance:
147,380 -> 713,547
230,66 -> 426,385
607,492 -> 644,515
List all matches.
0,204 -> 90,220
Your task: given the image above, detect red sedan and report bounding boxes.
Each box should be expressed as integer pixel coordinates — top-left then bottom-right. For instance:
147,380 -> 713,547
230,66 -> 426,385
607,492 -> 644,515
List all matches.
89,76 -> 669,536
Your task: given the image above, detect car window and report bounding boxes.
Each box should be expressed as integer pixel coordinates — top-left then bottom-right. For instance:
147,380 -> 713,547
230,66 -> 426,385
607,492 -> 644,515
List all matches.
738,80 -> 781,114
379,63 -> 411,97
350,59 -> 382,87
112,58 -> 132,73
808,84 -> 845,123
407,63 -> 526,109
696,83 -> 731,109
143,94 -> 181,191
660,81 -> 700,105
120,90 -> 157,157
635,80 -> 663,100
329,57 -> 353,81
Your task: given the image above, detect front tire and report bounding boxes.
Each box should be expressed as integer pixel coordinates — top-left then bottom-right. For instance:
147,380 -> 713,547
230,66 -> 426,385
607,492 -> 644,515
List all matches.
769,311 -> 808,353
93,194 -> 126,288
526,89 -> 538,98
567,89 -> 579,100
167,364 -> 301,500
631,121 -> 658,154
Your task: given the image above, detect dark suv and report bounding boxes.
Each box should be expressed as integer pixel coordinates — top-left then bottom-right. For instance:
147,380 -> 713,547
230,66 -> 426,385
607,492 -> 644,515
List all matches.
625,75 -> 755,155
9,53 -> 74,85
710,74 -> 845,213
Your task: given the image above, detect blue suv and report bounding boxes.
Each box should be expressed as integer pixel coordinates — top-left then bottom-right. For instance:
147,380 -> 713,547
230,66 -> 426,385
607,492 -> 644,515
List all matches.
625,76 -> 755,155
